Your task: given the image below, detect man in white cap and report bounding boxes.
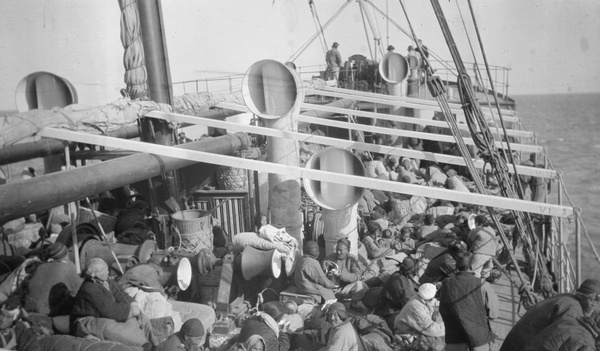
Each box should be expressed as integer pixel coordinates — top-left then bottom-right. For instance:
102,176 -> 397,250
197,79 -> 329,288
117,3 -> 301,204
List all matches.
393,283 -> 445,349
325,42 -> 343,81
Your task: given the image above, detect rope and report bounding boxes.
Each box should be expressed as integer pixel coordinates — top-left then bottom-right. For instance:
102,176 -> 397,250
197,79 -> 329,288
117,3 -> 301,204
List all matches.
358,4 -> 375,61
401,0 -> 541,307
119,0 -> 148,100
462,0 -> 554,297
308,0 -> 329,54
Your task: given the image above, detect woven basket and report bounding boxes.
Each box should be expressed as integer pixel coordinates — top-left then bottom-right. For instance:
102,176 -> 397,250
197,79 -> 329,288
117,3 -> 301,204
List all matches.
216,166 -> 247,190
172,210 -> 213,253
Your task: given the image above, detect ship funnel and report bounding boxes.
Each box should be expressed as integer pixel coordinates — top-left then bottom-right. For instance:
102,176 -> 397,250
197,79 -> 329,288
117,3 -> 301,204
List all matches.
242,60 -> 304,119
379,53 -> 409,84
303,148 -> 366,210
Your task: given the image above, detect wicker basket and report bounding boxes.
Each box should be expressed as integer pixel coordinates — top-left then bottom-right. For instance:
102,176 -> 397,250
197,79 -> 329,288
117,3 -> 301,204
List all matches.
171,210 -> 213,253
216,166 -> 247,190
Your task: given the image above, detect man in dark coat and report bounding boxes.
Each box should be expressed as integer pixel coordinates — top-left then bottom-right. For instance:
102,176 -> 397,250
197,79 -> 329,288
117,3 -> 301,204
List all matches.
500,278 -> 600,351
523,316 -> 598,351
238,301 -> 290,351
157,318 -> 205,351
372,257 -> 417,328
293,241 -> 337,304
419,241 -> 466,285
71,258 -> 157,348
439,252 -> 498,351
22,242 -> 82,316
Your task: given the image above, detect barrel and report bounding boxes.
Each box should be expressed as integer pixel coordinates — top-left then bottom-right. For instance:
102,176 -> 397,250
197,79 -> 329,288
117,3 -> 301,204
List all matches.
172,210 -> 213,253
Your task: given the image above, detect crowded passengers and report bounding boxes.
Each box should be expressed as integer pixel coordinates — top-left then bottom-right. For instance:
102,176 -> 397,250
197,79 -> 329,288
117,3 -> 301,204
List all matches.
0,125 -> 589,351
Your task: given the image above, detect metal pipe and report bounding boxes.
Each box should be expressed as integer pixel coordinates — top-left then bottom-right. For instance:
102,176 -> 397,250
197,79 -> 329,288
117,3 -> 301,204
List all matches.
0,133 -> 250,223
136,0 -> 172,104
0,125 -> 140,166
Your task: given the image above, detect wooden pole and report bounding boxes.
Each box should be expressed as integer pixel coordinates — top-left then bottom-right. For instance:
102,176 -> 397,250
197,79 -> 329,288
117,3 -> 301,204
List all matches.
85,197 -> 124,275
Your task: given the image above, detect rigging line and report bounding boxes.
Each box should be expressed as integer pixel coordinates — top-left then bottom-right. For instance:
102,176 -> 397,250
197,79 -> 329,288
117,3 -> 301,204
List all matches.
287,0 -> 352,63
464,1 -> 547,283
309,0 -> 329,55
367,2 -> 458,76
364,0 -> 385,56
415,0 -> 533,290
358,2 -> 375,61
466,0 -> 527,199
452,0 -> 506,164
357,0 -> 384,58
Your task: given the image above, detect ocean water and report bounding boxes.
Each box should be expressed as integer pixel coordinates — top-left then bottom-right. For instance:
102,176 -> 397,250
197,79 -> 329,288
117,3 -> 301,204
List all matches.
514,93 -> 600,281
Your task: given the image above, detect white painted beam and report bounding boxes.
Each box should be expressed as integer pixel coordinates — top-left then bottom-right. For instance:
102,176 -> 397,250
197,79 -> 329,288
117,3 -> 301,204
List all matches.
146,110 -> 556,179
39,127 -> 572,218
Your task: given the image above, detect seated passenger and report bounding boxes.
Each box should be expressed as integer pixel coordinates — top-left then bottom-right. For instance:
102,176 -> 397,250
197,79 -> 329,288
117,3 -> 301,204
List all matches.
372,257 -> 417,327
238,301 -> 291,351
157,318 -> 205,351
362,223 -> 394,260
419,241 -> 466,286
322,239 -> 368,312
416,214 -> 438,241
22,242 -> 82,316
391,227 -> 416,255
293,241 -> 337,304
393,283 -> 445,351
321,303 -> 364,351
0,298 -> 41,351
70,258 -> 158,348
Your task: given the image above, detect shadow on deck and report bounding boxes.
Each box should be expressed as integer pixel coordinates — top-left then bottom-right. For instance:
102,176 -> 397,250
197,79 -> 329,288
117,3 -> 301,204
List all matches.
489,260 -> 527,350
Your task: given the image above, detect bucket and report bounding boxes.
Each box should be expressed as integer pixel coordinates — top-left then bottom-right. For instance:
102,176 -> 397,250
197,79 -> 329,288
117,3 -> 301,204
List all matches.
172,210 -> 213,253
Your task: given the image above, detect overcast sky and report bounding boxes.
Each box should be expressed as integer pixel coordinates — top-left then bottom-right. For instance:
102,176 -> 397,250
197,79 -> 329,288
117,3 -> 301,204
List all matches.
1,0 -> 599,109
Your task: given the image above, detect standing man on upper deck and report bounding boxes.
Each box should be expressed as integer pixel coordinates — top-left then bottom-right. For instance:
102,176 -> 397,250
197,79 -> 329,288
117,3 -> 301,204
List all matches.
325,42 -> 343,81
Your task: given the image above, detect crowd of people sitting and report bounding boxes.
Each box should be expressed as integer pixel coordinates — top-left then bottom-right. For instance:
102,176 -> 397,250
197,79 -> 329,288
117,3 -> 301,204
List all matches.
0,240 -> 213,351
228,135 -> 592,351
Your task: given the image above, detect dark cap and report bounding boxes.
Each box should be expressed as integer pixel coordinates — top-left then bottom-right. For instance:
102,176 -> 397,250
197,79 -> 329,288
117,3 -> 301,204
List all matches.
304,241 -> 319,257
181,318 -> 204,337
332,42 -> 339,47
387,45 -> 395,51
46,242 -> 68,260
399,257 -> 416,274
337,238 -> 351,250
328,302 -> 347,320
577,279 -> 600,295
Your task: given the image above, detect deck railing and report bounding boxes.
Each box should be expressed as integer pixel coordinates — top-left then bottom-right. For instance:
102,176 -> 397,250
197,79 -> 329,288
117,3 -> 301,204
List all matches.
171,61 -> 511,98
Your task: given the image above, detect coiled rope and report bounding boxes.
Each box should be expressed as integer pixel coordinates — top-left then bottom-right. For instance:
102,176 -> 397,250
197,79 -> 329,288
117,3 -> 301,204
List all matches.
119,0 -> 149,100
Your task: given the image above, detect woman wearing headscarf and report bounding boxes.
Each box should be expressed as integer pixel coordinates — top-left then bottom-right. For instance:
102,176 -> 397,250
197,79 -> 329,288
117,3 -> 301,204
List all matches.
393,283 -> 445,351
70,258 -> 158,348
238,301 -> 290,351
320,303 -> 364,351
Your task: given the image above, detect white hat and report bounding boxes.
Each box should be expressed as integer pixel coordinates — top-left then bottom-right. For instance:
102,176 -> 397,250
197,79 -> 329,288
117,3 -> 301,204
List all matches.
418,283 -> 437,300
